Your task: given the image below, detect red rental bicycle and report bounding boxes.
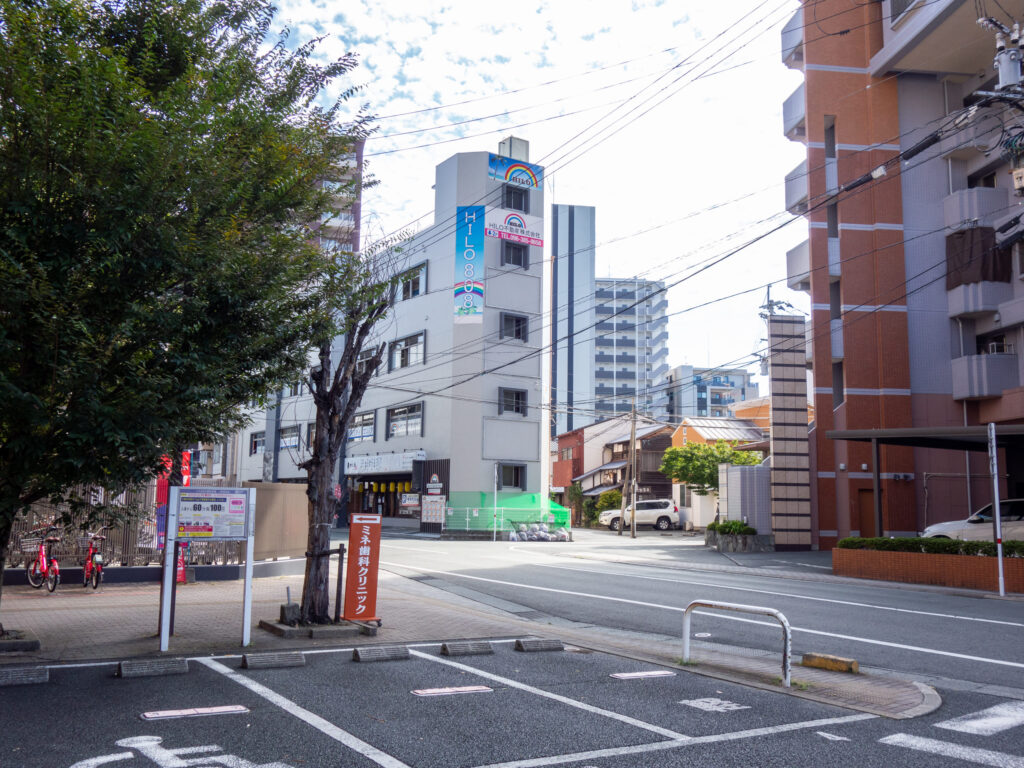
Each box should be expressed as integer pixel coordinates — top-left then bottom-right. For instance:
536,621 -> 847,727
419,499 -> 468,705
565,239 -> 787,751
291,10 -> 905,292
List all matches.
80,527 -> 108,590
25,526 -> 62,593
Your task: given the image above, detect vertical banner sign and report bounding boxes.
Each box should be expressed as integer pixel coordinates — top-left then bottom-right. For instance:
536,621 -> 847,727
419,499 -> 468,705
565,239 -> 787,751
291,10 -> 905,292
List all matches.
343,513 -> 382,621
454,205 -> 485,323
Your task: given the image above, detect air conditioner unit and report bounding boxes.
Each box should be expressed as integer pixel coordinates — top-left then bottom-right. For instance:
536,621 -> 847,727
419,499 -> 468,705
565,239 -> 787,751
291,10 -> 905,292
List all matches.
988,342 -> 1015,354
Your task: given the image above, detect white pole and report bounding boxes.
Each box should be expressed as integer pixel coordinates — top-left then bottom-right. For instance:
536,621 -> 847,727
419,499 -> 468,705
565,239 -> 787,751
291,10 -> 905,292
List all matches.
987,423 -> 1006,597
493,462 -> 498,542
159,487 -> 180,653
241,488 -> 256,646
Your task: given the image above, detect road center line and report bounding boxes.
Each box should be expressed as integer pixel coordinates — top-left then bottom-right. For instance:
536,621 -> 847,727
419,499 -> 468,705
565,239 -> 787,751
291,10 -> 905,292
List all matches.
470,714 -> 875,768
527,562 -> 1024,629
408,650 -> 690,740
193,658 -> 411,768
383,562 -> 1024,670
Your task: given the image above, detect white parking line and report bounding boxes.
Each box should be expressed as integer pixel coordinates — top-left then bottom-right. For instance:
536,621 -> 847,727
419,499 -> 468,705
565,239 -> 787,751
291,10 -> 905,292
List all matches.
409,650 -> 690,740
880,733 -> 1024,767
383,562 -> 1024,670
193,658 -> 412,768
528,562 -> 1024,629
471,714 -> 875,768
935,701 -> 1024,735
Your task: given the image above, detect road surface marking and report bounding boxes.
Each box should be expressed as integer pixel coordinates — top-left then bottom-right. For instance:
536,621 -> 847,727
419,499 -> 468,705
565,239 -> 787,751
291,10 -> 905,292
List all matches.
935,701 -> 1024,735
772,559 -> 832,569
381,544 -> 449,554
408,650 -> 691,741
470,714 -> 875,768
383,562 -> 1024,671
412,685 -> 492,696
816,731 -> 850,741
880,733 -> 1024,767
610,670 -> 676,679
680,698 -> 750,712
140,705 -> 249,721
194,658 -> 412,768
529,562 -> 1024,629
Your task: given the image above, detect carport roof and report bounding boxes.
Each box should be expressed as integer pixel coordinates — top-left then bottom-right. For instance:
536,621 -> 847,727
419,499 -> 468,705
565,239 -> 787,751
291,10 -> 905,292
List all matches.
827,425 -> 1024,452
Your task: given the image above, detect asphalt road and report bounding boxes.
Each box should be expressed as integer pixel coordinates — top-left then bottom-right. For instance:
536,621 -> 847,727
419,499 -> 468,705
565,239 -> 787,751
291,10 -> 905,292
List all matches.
2,642 -> 1023,768
376,529 -> 1024,691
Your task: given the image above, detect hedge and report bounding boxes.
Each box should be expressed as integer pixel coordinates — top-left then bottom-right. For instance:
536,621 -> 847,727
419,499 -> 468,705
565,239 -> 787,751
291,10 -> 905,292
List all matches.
708,520 -> 757,536
837,537 -> 1024,558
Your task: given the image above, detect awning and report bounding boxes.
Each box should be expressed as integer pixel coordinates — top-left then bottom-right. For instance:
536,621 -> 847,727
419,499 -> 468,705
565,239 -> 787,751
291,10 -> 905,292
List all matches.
826,425 -> 1024,452
582,483 -> 622,497
572,459 -> 627,483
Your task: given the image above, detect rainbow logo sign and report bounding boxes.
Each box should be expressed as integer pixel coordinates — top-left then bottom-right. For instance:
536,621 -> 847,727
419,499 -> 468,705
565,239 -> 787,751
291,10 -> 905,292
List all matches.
504,213 -> 526,229
488,154 -> 544,189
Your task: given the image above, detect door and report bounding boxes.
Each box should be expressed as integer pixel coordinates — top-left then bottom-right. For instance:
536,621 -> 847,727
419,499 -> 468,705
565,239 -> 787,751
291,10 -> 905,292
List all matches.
856,489 -> 878,538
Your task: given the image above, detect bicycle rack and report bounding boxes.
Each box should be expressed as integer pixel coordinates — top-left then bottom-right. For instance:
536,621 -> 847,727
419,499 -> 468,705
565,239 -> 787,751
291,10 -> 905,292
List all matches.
682,599 -> 792,688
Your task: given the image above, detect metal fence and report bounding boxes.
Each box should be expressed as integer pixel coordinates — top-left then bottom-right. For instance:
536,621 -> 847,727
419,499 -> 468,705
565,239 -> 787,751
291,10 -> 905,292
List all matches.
442,507 -> 571,538
4,478 -> 245,570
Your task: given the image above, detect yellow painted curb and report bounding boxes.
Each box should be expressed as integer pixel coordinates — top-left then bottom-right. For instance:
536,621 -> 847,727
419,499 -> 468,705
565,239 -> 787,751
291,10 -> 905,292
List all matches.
801,652 -> 859,674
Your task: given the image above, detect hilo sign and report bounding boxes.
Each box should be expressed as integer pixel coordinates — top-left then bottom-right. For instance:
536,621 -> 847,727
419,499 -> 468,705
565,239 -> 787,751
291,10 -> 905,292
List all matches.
454,205 -> 484,323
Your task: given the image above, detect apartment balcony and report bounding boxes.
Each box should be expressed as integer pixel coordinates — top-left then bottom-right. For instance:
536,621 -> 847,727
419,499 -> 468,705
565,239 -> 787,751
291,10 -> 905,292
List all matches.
595,289 -> 615,299
616,322 -> 637,332
938,108 -> 1004,162
828,236 -> 840,279
595,353 -> 615,363
595,370 -> 615,380
781,6 -> 803,69
596,337 -> 635,348
786,239 -> 810,292
651,362 -> 669,379
952,352 -> 1020,400
651,298 -> 668,314
785,160 -> 808,215
650,345 -> 668,360
825,157 -> 838,194
616,387 -> 637,397
616,290 -> 636,300
943,186 -> 1011,231
596,321 -> 615,331
650,330 -> 669,346
830,318 -> 843,360
595,305 -> 614,315
947,281 -> 1013,319
783,83 -> 806,143
615,354 -> 636,364
595,385 -> 615,397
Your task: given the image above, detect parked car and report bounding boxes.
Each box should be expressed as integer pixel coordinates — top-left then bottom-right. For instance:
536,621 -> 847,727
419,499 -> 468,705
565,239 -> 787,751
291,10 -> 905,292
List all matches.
598,499 -> 679,531
920,499 -> 1024,541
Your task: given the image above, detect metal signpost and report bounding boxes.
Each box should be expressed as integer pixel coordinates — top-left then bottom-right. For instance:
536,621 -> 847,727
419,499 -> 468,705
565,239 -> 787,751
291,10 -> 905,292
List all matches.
160,486 -> 256,652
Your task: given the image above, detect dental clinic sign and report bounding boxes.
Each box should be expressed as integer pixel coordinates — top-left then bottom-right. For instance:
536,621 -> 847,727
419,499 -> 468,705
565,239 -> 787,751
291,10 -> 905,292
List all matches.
486,211 -> 543,248
454,205 -> 485,323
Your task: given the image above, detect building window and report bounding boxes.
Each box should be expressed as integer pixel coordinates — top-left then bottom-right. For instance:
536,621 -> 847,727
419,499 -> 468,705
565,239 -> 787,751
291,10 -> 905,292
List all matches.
279,426 -> 300,451
400,262 -> 427,301
499,388 -> 527,416
387,403 -> 423,439
389,332 -> 425,371
503,184 -> 529,213
284,382 -> 300,398
498,463 -> 526,490
501,241 -> 528,269
832,361 -> 845,410
348,412 -> 375,442
356,347 -> 379,376
249,432 -> 265,455
500,313 -> 528,342
306,422 -> 317,451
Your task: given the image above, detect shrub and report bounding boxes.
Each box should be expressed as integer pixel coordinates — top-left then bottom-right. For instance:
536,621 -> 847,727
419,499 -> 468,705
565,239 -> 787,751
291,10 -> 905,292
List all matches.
595,490 -> 622,513
706,521 -> 718,533
837,536 -> 1023,557
716,520 -> 757,536
583,498 -> 599,526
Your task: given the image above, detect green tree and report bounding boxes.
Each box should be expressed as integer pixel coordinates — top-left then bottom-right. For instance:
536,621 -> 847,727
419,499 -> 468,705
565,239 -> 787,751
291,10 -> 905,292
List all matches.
596,489 -> 622,512
567,481 -> 584,526
0,0 -> 365,623
660,441 -> 762,495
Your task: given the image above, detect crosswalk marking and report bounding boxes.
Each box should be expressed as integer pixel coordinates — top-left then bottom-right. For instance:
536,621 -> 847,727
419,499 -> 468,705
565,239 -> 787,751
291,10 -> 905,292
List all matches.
935,701 -> 1024,736
880,734 -> 1024,767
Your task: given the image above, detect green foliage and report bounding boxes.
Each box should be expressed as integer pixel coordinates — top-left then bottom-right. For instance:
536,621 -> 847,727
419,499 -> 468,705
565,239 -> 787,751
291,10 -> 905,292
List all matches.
595,489 -> 622,513
0,0 -> 367,564
715,520 -> 758,536
706,521 -> 718,533
660,441 -> 762,495
837,537 -> 1024,557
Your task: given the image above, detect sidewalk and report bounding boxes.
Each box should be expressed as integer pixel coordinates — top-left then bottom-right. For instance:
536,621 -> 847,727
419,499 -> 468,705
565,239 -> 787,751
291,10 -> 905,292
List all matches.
0,543 -> 939,720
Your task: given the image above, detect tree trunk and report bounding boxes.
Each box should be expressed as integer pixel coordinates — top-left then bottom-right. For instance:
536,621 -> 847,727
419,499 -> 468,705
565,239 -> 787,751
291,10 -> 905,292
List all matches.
300,455 -> 334,623
0,514 -> 12,634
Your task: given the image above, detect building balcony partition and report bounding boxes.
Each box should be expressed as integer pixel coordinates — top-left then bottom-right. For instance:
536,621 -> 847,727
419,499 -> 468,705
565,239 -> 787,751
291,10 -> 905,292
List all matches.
651,298 -> 668,314
830,318 -> 844,360
595,288 -> 615,299
596,401 -> 614,412
616,386 -> 637,396
596,321 -> 615,331
596,353 -> 615,363
650,330 -> 669,346
648,313 -> 669,329
615,354 -> 637,364
943,187 -> 1010,232
596,337 -> 635,348
828,236 -> 840,279
781,5 -> 803,69
596,385 -> 615,396
595,370 -> 615,380
785,160 -> 808,215
596,305 -> 614,315
616,290 -> 636,300
651,362 -> 669,379
786,239 -> 810,292
616,321 -> 637,332
952,352 -> 1020,399
783,83 -> 806,143
650,345 -> 669,360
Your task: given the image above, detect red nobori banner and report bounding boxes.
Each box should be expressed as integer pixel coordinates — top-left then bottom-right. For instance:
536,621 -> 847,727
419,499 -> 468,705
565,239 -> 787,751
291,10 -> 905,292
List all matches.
343,513 -> 382,622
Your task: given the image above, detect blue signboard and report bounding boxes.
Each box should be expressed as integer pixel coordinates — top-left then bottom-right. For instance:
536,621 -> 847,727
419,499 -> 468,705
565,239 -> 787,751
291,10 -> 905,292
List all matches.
454,205 -> 485,323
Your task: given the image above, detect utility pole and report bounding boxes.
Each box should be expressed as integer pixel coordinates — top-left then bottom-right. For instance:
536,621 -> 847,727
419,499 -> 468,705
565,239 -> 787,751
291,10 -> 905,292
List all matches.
617,398 -> 636,537
630,400 -> 638,540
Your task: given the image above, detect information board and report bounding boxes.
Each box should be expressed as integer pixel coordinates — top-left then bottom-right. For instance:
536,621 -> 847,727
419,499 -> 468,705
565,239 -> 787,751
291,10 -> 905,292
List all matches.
175,488 -> 250,541
421,495 -> 446,523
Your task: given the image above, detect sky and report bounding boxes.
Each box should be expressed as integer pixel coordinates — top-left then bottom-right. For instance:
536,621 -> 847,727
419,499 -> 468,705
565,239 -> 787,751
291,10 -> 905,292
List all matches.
274,0 -> 808,384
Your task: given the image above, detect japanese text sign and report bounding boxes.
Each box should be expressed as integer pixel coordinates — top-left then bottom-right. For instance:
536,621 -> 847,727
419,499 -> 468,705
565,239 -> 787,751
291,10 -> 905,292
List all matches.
343,513 -> 382,621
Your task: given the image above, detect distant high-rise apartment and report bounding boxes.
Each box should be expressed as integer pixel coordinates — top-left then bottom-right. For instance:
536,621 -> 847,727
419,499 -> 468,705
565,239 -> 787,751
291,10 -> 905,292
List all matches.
666,365 -> 759,422
593,278 -> 670,421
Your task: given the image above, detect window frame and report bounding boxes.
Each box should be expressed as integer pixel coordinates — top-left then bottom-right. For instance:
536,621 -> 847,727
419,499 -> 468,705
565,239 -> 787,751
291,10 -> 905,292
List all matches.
278,425 -> 300,452
499,387 -> 528,417
347,411 -> 376,443
249,431 -> 266,456
499,312 -> 529,342
497,463 -> 526,491
501,241 -> 529,269
389,331 -> 426,372
386,402 -> 424,440
399,262 -> 428,301
503,183 -> 529,214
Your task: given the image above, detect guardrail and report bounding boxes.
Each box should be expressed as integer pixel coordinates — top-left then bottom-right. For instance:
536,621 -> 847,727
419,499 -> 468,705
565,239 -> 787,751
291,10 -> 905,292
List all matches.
682,599 -> 792,687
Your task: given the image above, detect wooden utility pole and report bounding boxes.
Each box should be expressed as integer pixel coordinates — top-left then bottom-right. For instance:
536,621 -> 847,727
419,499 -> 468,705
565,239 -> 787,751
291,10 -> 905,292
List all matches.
617,398 -> 637,537
629,401 -> 638,539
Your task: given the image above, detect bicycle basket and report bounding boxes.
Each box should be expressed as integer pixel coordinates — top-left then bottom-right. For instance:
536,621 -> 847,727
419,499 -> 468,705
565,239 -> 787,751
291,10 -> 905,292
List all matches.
20,537 -> 42,553
77,536 -> 94,552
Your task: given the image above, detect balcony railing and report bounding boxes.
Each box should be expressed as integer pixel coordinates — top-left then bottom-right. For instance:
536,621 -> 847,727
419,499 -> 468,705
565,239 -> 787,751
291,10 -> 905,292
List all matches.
953,353 -> 1019,399
830,318 -> 843,360
785,160 -> 808,215
947,281 -> 1013,318
828,237 -> 840,279
786,240 -> 810,292
943,186 -> 1011,231
783,83 -> 806,143
781,6 -> 803,69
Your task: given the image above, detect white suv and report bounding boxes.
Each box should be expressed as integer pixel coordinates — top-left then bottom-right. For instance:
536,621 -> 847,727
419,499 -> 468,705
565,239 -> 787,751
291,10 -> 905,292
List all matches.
921,499 -> 1024,541
598,499 -> 679,531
